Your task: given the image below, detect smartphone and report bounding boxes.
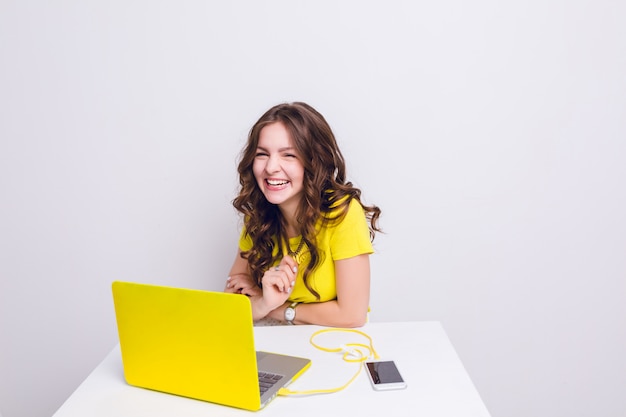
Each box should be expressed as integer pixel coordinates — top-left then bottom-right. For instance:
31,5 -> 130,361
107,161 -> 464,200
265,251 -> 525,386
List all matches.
364,360 -> 407,390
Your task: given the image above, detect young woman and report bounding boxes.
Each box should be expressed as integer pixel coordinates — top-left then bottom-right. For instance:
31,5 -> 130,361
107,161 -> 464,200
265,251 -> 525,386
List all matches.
225,102 -> 381,327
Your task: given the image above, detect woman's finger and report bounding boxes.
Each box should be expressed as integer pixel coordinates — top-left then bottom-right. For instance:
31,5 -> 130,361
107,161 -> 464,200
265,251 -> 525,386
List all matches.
263,273 -> 292,293
279,256 -> 298,276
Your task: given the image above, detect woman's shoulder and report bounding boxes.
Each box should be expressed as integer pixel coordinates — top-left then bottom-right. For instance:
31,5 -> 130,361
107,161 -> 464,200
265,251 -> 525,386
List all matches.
324,190 -> 361,211
319,195 -> 366,228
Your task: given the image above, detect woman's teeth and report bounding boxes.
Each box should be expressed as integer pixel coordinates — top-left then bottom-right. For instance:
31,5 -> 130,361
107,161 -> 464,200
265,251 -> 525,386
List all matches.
267,179 -> 288,186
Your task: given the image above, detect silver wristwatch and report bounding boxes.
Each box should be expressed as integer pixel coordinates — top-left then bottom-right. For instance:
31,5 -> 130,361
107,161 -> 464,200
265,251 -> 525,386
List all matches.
284,302 -> 299,325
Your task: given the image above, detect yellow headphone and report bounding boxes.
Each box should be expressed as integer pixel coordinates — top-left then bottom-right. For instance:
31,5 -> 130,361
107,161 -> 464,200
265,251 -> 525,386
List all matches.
278,328 -> 380,396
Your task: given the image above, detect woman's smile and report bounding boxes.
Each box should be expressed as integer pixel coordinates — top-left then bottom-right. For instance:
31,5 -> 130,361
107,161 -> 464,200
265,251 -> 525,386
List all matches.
266,178 -> 290,188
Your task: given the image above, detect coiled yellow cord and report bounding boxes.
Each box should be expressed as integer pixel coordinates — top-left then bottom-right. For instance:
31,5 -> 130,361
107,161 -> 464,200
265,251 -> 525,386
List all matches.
278,328 -> 380,396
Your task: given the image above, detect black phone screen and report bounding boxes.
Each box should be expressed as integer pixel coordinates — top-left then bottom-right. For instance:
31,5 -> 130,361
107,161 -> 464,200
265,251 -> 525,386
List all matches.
365,361 -> 404,384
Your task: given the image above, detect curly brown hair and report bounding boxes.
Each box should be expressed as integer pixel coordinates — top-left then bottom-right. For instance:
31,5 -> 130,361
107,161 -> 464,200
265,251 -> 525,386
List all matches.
233,102 -> 381,299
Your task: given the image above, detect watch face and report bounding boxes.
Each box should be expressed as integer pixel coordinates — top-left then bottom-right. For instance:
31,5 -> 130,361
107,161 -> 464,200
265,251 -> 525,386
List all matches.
285,308 -> 295,321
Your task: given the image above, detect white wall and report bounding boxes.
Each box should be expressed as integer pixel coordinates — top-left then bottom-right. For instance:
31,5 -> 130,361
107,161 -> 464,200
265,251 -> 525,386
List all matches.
1,1 -> 625,416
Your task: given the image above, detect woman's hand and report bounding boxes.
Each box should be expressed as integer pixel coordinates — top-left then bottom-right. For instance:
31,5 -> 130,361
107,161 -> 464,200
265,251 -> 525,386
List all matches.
225,273 -> 262,297
226,252 -> 298,321
258,256 -> 298,313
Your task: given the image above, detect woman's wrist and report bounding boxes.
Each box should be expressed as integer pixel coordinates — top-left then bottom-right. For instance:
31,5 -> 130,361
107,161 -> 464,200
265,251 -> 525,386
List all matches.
252,296 -> 292,321
265,301 -> 290,322
249,296 -> 274,321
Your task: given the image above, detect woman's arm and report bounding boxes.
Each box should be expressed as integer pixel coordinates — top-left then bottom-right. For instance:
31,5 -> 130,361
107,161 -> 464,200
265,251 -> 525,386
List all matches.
226,249 -> 298,321
225,251 -> 261,297
266,254 -> 371,328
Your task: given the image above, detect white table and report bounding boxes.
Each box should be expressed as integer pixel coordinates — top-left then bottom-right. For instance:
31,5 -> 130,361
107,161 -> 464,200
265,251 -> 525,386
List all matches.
53,321 -> 491,417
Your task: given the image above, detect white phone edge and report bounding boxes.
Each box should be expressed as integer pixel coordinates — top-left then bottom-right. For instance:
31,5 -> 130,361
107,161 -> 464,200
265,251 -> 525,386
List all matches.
363,360 -> 408,391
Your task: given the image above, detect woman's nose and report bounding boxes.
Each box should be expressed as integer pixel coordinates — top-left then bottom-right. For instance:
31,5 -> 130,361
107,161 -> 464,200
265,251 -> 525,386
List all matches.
264,154 -> 280,173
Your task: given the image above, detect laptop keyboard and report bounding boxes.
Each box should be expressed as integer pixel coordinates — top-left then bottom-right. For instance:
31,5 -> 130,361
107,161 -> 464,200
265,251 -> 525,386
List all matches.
258,371 -> 284,394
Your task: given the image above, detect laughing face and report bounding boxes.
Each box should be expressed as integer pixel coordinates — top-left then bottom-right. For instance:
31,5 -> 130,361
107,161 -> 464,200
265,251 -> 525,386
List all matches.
252,122 -> 305,216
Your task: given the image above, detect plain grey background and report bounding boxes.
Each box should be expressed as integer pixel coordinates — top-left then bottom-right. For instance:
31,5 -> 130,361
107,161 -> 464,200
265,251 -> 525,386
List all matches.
1,1 -> 625,417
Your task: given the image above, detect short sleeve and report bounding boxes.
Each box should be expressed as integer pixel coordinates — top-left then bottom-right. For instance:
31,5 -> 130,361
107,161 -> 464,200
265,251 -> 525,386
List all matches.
329,199 -> 374,261
238,227 -> 253,252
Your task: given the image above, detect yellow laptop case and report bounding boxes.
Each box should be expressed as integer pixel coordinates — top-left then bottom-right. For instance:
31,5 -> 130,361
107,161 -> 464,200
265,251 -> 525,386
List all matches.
112,281 -> 263,410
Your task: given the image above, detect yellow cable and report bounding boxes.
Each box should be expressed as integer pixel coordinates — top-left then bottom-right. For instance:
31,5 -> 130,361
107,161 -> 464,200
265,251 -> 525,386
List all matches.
278,328 -> 380,396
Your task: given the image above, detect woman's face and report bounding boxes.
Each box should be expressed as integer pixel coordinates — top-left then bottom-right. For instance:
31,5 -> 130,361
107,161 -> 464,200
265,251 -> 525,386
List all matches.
252,122 -> 305,216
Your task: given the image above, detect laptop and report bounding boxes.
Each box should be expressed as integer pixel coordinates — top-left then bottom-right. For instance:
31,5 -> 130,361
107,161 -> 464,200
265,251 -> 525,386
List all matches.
111,281 -> 311,411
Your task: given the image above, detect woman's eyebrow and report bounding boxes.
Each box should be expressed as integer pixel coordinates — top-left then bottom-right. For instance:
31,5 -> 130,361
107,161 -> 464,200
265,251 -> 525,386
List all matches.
256,146 -> 296,152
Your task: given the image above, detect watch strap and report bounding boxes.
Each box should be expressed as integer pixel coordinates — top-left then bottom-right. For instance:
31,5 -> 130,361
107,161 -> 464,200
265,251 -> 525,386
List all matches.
285,301 -> 299,325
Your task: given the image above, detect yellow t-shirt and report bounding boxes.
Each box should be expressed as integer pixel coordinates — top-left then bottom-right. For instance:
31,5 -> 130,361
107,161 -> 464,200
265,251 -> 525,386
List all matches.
238,198 -> 374,303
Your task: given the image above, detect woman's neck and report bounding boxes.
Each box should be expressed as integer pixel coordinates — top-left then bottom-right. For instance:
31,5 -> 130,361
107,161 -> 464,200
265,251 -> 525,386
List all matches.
279,206 -> 300,238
